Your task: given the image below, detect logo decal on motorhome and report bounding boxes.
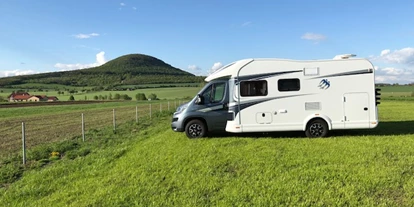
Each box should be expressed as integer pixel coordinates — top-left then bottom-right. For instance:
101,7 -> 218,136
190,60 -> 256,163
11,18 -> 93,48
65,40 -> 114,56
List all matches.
318,79 -> 330,89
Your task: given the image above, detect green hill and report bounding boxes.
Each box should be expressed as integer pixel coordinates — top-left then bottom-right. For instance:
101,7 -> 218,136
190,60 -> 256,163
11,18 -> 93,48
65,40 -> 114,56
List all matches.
0,54 -> 204,87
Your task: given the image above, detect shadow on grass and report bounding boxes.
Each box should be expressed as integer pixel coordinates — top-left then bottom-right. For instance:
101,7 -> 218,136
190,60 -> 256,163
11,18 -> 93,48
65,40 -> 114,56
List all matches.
331,120 -> 414,137
205,120 -> 414,139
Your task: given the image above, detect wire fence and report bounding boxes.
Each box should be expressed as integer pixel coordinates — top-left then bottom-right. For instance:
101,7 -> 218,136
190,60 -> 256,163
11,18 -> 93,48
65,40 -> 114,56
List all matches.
0,100 -> 185,162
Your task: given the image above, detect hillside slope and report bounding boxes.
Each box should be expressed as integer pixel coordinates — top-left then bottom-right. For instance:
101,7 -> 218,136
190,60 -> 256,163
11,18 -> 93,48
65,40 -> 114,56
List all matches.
0,54 -> 203,87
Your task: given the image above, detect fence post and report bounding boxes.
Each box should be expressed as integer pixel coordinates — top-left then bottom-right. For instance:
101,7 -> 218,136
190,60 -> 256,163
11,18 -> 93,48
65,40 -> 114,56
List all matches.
22,122 -> 26,165
113,109 -> 116,132
136,105 -> 138,123
150,104 -> 152,119
81,113 -> 85,142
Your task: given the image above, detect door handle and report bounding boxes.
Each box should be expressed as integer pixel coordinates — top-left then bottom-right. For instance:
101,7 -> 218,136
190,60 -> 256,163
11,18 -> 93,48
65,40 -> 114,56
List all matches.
278,109 -> 287,113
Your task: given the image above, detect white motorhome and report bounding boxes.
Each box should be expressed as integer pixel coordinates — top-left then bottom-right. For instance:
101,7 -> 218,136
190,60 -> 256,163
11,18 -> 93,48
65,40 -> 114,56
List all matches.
171,54 -> 381,138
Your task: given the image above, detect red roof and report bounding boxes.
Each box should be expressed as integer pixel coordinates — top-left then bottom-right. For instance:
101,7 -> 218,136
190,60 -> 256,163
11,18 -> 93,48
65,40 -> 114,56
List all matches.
12,95 -> 31,100
8,92 -> 30,98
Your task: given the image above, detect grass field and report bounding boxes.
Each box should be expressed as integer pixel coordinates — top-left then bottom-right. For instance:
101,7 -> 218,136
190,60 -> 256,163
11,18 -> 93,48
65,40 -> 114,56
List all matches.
379,86 -> 414,98
0,100 -> 187,158
0,87 -> 201,101
1,99 -> 414,206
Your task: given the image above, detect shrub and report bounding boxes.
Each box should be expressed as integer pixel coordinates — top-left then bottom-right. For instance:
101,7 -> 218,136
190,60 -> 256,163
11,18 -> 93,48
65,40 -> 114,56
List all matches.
135,93 -> 147,101
121,94 -> 132,100
148,93 -> 158,100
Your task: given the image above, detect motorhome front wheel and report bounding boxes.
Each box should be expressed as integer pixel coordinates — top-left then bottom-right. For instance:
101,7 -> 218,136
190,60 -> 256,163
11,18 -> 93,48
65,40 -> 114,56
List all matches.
185,119 -> 207,138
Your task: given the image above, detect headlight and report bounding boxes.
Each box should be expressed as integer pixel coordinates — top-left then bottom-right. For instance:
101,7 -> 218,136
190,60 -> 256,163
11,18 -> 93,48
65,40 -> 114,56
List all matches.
174,103 -> 188,115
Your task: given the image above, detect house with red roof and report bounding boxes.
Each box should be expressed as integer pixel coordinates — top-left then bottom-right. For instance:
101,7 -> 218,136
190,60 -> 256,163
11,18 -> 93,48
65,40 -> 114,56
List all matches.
7,92 -> 31,102
7,92 -> 59,102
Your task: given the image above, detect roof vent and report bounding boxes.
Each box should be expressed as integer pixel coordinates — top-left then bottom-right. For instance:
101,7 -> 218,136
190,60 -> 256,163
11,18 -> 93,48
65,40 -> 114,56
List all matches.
333,54 -> 356,60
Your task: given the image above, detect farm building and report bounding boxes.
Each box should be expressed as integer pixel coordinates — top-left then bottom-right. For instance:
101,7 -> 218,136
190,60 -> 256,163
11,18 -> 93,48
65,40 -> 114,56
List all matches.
7,92 -> 59,102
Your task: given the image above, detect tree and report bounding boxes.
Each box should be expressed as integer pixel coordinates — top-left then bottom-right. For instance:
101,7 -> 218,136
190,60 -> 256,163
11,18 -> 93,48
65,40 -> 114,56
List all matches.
148,93 -> 157,100
135,93 -> 147,101
69,95 -> 75,101
109,93 -> 113,100
93,95 -> 99,100
84,96 -> 87,100
121,94 -> 132,100
114,93 -> 121,100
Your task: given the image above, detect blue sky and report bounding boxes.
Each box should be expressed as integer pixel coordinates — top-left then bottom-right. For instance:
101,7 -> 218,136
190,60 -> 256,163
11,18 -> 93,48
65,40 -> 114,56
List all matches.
1,0 -> 414,84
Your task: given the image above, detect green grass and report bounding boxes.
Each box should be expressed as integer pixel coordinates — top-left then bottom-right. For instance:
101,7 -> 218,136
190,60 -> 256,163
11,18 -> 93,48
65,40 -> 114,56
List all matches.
0,100 -> 186,157
379,85 -> 414,92
379,86 -> 414,99
1,100 -> 414,206
0,101 -> 148,120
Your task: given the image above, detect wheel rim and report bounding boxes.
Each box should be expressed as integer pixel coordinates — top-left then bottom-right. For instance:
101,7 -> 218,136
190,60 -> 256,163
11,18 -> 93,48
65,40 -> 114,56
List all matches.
189,123 -> 203,137
309,123 -> 324,137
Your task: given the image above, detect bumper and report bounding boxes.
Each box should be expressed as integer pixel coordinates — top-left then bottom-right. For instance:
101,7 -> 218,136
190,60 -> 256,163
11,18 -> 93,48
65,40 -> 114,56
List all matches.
171,116 -> 184,132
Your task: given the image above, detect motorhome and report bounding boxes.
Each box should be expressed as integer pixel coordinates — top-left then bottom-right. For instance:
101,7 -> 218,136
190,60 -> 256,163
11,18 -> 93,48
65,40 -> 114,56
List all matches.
171,54 -> 381,138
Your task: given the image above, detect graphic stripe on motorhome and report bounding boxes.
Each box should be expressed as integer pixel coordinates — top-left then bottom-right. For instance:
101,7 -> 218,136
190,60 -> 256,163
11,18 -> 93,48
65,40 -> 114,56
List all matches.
197,105 -> 224,112
229,94 -> 313,117
236,70 -> 303,83
310,69 -> 373,79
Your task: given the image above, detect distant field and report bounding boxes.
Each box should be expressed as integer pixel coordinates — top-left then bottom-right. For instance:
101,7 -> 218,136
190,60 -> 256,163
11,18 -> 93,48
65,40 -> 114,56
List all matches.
378,85 -> 414,98
0,87 -> 202,101
68,87 -> 201,101
379,85 -> 414,92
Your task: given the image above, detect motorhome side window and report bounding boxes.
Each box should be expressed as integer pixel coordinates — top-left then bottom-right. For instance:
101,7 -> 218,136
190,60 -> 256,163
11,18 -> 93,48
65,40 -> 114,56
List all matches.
201,82 -> 225,104
278,79 -> 300,92
240,80 -> 268,96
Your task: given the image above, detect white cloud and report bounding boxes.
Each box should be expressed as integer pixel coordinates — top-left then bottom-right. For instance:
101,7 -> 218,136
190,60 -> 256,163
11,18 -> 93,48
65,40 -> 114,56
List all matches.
120,3 -> 126,6
241,21 -> 252,27
73,33 -> 100,39
0,69 -> 37,77
374,65 -> 414,84
132,7 -> 137,10
211,62 -> 223,71
370,47 -> 414,84
301,32 -> 327,42
378,48 -> 414,65
188,65 -> 201,71
54,51 -> 108,71
380,49 -> 390,56
208,62 -> 223,74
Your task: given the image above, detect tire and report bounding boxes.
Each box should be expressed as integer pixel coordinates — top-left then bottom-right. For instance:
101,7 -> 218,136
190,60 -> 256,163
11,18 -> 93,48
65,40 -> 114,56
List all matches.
305,119 -> 328,138
185,119 -> 207,138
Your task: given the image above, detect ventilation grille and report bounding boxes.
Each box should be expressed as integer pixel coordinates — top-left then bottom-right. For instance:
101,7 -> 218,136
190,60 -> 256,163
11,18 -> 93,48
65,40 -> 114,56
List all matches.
305,102 -> 321,110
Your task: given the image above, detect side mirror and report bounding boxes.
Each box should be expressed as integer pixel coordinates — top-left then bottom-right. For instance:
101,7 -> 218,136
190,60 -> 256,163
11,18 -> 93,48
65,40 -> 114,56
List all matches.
195,94 -> 204,105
